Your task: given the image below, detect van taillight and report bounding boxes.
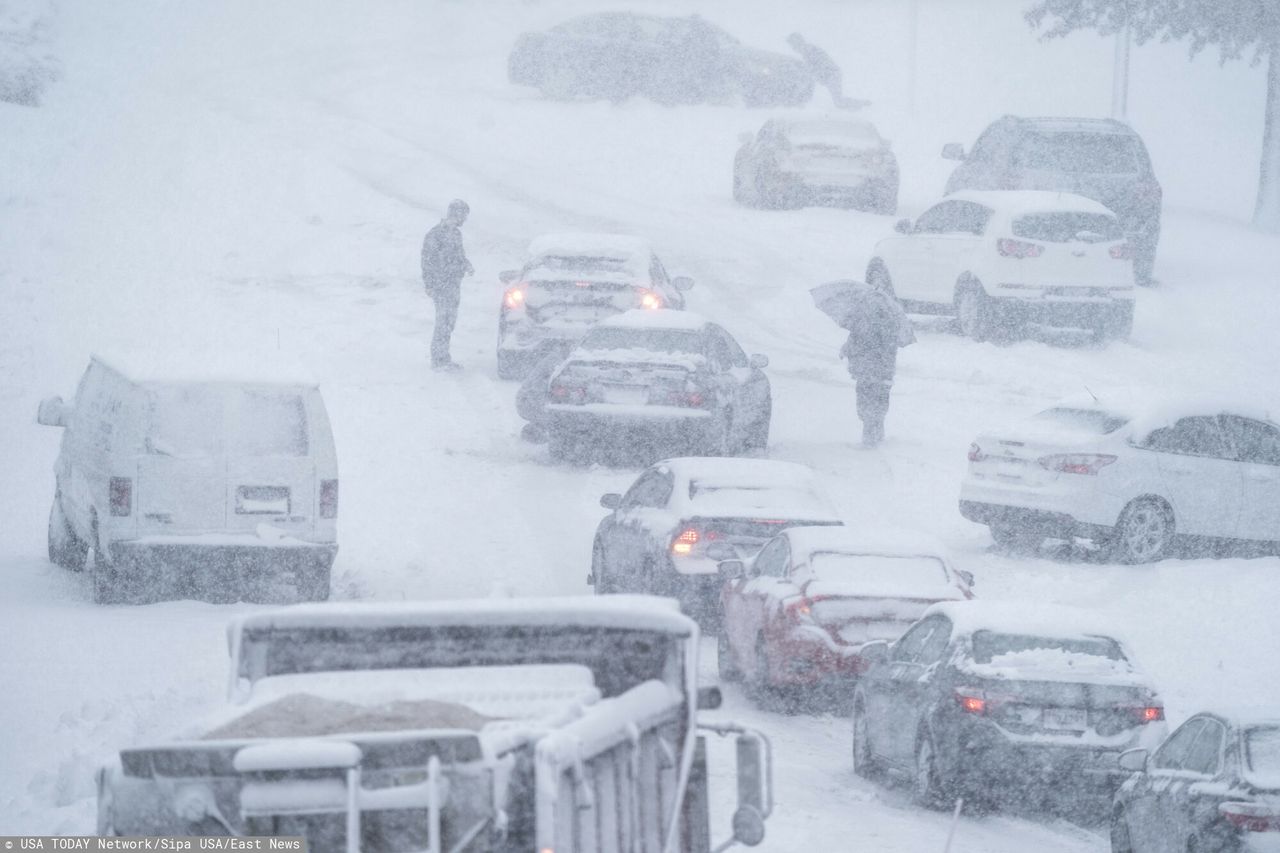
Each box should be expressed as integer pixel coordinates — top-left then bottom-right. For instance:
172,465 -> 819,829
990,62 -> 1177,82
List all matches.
320,479 -> 339,519
109,477 -> 132,517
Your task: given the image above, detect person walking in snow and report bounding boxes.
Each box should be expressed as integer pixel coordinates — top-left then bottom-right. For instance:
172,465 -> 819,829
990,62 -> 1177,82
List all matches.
421,199 -> 474,370
787,33 -> 868,111
839,277 -> 913,447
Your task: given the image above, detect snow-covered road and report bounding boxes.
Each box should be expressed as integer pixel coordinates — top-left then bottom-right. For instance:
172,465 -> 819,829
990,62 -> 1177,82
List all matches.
2,0 -> 1278,848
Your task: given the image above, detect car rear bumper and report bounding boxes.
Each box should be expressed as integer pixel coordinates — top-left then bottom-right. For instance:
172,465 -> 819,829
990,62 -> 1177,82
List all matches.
548,405 -> 716,447
959,499 -> 1113,540
988,292 -> 1134,327
107,540 -> 337,594
766,629 -> 870,686
945,720 -> 1142,791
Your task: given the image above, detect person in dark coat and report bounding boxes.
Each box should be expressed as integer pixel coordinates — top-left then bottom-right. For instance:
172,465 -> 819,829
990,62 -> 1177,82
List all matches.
421,199 -> 474,370
787,33 -> 868,111
839,278 -> 912,446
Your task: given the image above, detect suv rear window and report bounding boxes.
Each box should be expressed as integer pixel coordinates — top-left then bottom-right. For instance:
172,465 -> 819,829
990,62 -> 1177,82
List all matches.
1013,132 -> 1140,174
1013,213 -> 1123,243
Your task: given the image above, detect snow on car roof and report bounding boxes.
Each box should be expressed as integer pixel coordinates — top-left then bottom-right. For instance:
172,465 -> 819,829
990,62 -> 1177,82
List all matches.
1009,115 -> 1134,135
93,350 -> 318,387
526,232 -> 652,264
231,595 -> 695,639
922,600 -> 1128,643
945,189 -> 1115,216
783,118 -> 882,139
783,525 -> 950,563
598,308 -> 709,331
662,458 -> 842,521
1037,392 -> 1277,432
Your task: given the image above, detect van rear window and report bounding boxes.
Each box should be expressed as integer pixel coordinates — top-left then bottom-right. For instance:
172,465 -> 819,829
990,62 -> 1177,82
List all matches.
146,389 -> 308,457
234,391 -> 308,456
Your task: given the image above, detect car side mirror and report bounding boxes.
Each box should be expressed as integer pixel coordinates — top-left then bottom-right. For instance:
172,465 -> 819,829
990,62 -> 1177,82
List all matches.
498,270 -> 520,284
600,492 -> 622,510
37,396 -> 70,427
860,640 -> 890,664
894,218 -> 912,235
738,132 -> 753,145
1118,748 -> 1148,772
941,142 -> 966,161
748,353 -> 769,369
718,559 -> 745,581
672,275 -> 695,292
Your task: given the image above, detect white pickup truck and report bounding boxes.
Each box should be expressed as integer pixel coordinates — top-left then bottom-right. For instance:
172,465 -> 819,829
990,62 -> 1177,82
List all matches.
96,596 -> 773,853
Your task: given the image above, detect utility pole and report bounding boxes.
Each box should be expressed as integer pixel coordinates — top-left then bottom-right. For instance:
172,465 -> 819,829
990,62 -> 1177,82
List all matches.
1111,8 -> 1131,119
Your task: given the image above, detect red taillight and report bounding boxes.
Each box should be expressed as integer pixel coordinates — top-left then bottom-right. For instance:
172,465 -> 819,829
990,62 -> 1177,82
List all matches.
997,238 -> 1044,259
1109,243 -> 1134,260
785,598 -> 813,621
637,289 -> 663,310
672,528 -> 699,556
1132,706 -> 1164,724
955,690 -> 987,715
550,382 -> 586,403
1220,802 -> 1280,832
109,477 -> 132,517
320,479 -> 339,519
503,285 -> 526,310
967,443 -> 986,462
1038,453 -> 1118,475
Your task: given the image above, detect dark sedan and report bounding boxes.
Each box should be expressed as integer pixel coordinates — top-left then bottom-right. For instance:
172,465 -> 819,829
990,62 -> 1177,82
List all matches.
1112,712 -> 1280,853
508,13 -> 813,107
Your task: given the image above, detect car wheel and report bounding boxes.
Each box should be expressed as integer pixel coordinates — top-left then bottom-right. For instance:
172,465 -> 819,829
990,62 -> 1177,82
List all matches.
1109,808 -> 1134,853
913,733 -> 948,810
90,529 -> 118,605
989,523 -> 1044,554
852,701 -> 880,779
591,540 -> 617,595
717,629 -> 742,681
496,350 -> 526,381
1109,497 -> 1175,563
955,282 -> 994,342
744,399 -> 771,452
48,493 -> 88,571
539,65 -> 580,101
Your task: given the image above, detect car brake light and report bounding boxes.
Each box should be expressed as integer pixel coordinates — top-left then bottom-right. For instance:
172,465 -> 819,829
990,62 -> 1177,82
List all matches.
1109,243 -> 1134,260
967,443 -> 986,462
637,289 -> 663,310
320,479 -> 339,519
785,598 -> 814,622
1130,706 -> 1163,724
672,528 -> 699,555
550,381 -> 586,403
1220,802 -> 1280,832
109,477 -> 132,517
1038,453 -> 1117,475
997,238 -> 1044,259
503,285 -> 526,310
955,689 -> 987,715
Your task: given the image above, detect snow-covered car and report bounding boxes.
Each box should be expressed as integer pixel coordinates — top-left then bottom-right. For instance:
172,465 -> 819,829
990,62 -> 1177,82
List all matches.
941,116 -> 1162,285
496,233 -> 693,380
866,190 -> 1136,342
959,398 -> 1280,563
590,458 -> 843,623
1111,711 -> 1280,853
508,12 -> 813,107
95,596 -> 776,851
717,526 -> 973,696
544,310 -> 771,463
733,118 -> 899,213
852,601 -> 1168,810
38,354 -> 338,604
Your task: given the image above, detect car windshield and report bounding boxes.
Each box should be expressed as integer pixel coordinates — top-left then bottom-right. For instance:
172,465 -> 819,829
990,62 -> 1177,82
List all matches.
147,388 -> 308,457
1013,212 -> 1123,243
580,327 -> 704,354
1013,132 -> 1140,173
809,552 -> 949,587
970,631 -> 1126,665
1246,727 -> 1280,776
1032,407 -> 1130,435
529,254 -> 636,277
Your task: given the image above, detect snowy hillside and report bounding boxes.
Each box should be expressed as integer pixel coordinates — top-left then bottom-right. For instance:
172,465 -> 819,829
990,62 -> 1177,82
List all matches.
1,0 -> 1277,848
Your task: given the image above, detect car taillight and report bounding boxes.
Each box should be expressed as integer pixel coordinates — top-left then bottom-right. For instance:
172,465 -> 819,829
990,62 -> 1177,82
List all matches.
967,442 -> 986,462
1129,705 -> 1164,724
671,527 -> 699,556
109,477 -> 132,517
785,598 -> 814,622
1038,453 -> 1117,475
637,289 -> 663,310
997,238 -> 1044,259
954,689 -> 987,715
550,381 -> 587,403
1220,802 -> 1280,832
503,285 -> 527,310
1109,243 -> 1134,260
320,479 -> 339,519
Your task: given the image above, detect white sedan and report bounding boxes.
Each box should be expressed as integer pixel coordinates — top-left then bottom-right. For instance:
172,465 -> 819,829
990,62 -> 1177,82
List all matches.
959,398 -> 1280,562
866,190 -> 1136,342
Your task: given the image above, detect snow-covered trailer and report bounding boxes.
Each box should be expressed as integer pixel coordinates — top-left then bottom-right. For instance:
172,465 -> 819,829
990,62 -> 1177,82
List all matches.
96,596 -> 772,853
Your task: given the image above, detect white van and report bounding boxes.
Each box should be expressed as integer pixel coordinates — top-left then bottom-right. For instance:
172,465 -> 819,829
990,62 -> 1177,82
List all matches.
38,354 -> 339,604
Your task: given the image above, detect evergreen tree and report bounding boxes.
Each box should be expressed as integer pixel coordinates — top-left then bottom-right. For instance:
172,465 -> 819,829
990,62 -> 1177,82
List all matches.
1026,0 -> 1280,231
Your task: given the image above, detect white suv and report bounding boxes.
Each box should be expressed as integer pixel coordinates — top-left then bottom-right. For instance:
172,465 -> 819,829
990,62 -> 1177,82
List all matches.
959,400 -> 1280,562
867,190 -> 1136,342
38,355 -> 339,603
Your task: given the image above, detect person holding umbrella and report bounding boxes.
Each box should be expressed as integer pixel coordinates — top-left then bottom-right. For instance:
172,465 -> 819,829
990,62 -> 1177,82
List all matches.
811,277 -> 914,447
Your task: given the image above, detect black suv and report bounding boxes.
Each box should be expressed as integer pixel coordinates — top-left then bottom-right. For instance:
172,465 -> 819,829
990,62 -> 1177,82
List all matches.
941,116 -> 1162,284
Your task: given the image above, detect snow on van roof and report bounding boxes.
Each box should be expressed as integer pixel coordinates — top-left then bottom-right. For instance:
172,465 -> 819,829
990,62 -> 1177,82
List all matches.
783,525 -> 949,562
231,595 -> 695,639
922,600 -> 1128,644
93,349 -> 318,387
526,232 -> 652,263
946,189 -> 1114,216
598,309 -> 709,331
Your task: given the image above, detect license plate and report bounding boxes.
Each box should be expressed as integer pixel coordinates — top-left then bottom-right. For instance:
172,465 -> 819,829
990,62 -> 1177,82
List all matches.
602,385 -> 648,405
1042,707 -> 1088,731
